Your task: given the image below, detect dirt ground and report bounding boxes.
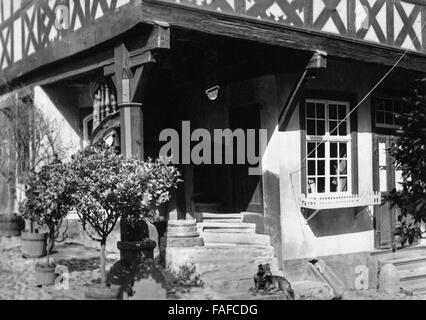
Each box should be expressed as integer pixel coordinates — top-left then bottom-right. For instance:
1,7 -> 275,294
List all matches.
0,238 -> 425,300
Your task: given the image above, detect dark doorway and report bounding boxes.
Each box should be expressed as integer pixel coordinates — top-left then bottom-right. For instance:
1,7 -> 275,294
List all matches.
229,105 -> 264,214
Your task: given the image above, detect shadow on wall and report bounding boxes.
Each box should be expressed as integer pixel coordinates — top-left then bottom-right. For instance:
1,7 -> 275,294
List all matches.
304,207 -> 374,237
263,170 -> 282,261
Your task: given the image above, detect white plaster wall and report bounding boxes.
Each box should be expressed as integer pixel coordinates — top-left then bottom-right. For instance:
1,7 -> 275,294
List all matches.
33,86 -> 81,162
279,61 -> 378,261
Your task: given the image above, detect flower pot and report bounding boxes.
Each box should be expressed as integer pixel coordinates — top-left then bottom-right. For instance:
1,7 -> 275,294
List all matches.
35,264 -> 56,287
85,285 -> 121,300
117,240 -> 156,265
0,214 -> 25,238
21,231 -> 48,258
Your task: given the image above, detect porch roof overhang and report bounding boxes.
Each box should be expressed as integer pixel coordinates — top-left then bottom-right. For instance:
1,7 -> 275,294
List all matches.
1,0 -> 426,93
141,0 -> 426,73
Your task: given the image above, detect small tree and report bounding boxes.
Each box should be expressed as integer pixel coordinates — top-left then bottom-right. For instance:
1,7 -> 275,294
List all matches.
68,145 -> 124,287
19,162 -> 74,256
386,78 -> 426,246
69,144 -> 180,288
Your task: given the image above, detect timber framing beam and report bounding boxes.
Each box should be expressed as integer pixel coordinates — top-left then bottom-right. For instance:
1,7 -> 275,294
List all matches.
279,51 -> 328,131
110,23 -> 170,103
141,0 -> 426,73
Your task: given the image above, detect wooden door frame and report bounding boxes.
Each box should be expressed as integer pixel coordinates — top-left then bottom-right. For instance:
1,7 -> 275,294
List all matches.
372,134 -> 397,249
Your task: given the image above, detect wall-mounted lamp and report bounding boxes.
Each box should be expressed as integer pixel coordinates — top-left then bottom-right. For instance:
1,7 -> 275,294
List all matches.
205,85 -> 220,101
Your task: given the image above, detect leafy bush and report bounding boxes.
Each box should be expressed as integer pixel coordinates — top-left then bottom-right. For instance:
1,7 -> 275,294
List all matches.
68,144 -> 180,287
19,162 -> 73,243
164,264 -> 204,297
386,78 -> 426,245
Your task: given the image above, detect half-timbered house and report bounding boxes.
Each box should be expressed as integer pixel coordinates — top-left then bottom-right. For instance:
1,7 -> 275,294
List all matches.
1,0 -> 426,297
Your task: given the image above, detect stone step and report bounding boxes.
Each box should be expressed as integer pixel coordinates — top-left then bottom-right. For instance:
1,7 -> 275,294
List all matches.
399,265 -> 426,281
198,260 -> 281,279
202,213 -> 243,221
398,277 -> 426,293
198,222 -> 256,230
202,228 -> 256,234
165,246 -> 276,265
186,252 -> 278,265
380,255 -> 426,268
379,255 -> 426,293
202,219 -> 243,224
203,233 -> 271,246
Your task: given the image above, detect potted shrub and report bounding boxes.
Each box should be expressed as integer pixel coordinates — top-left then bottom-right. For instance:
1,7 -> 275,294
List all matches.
20,162 -> 72,259
116,157 -> 180,265
68,144 -> 126,299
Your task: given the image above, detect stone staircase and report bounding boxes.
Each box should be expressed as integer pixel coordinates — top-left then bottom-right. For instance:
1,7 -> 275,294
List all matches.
196,212 -> 332,299
196,212 -> 282,298
164,211 -> 333,299
379,254 -> 426,294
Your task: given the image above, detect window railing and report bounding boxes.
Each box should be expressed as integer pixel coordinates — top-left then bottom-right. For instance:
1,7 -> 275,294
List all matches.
301,192 -> 382,210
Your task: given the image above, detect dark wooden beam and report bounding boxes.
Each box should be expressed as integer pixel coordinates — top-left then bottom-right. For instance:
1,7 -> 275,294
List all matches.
0,0 -> 142,85
279,51 -> 328,131
141,0 -> 426,73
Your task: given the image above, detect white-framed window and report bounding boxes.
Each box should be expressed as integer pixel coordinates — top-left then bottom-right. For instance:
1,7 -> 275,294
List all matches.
305,99 -> 352,195
375,95 -> 404,129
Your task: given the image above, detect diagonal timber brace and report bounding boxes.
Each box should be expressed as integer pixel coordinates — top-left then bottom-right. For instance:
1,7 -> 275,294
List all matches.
278,50 -> 328,131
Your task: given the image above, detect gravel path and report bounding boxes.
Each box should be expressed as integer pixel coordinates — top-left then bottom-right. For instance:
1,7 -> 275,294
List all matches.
0,239 -> 118,300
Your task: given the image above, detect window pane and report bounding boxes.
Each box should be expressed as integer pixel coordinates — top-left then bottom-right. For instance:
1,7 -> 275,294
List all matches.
318,160 -> 325,175
317,143 -> 325,158
376,101 -> 385,111
330,143 -> 338,158
339,143 -> 347,158
330,177 -> 337,192
307,120 -> 316,135
308,178 -> 316,194
307,143 -> 316,158
307,103 -> 315,118
316,103 -> 325,119
308,160 -> 316,176
330,160 -> 338,175
339,122 -> 347,136
376,111 -> 385,124
317,178 -> 325,193
317,120 -> 326,136
339,177 -> 348,192
329,104 -> 338,119
385,99 -> 392,111
385,111 -> 394,124
339,160 -> 348,175
338,105 -> 347,120
330,121 -> 338,136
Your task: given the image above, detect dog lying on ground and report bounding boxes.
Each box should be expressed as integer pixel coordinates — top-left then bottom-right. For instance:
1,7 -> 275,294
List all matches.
253,264 -> 295,300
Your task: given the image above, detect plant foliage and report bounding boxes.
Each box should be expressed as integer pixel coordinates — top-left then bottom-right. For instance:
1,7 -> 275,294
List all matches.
386,78 -> 426,246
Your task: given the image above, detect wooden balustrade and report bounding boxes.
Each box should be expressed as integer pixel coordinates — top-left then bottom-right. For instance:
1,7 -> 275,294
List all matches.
93,83 -> 118,131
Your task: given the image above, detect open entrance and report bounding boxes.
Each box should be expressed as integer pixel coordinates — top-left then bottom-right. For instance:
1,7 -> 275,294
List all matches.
192,104 -> 264,214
